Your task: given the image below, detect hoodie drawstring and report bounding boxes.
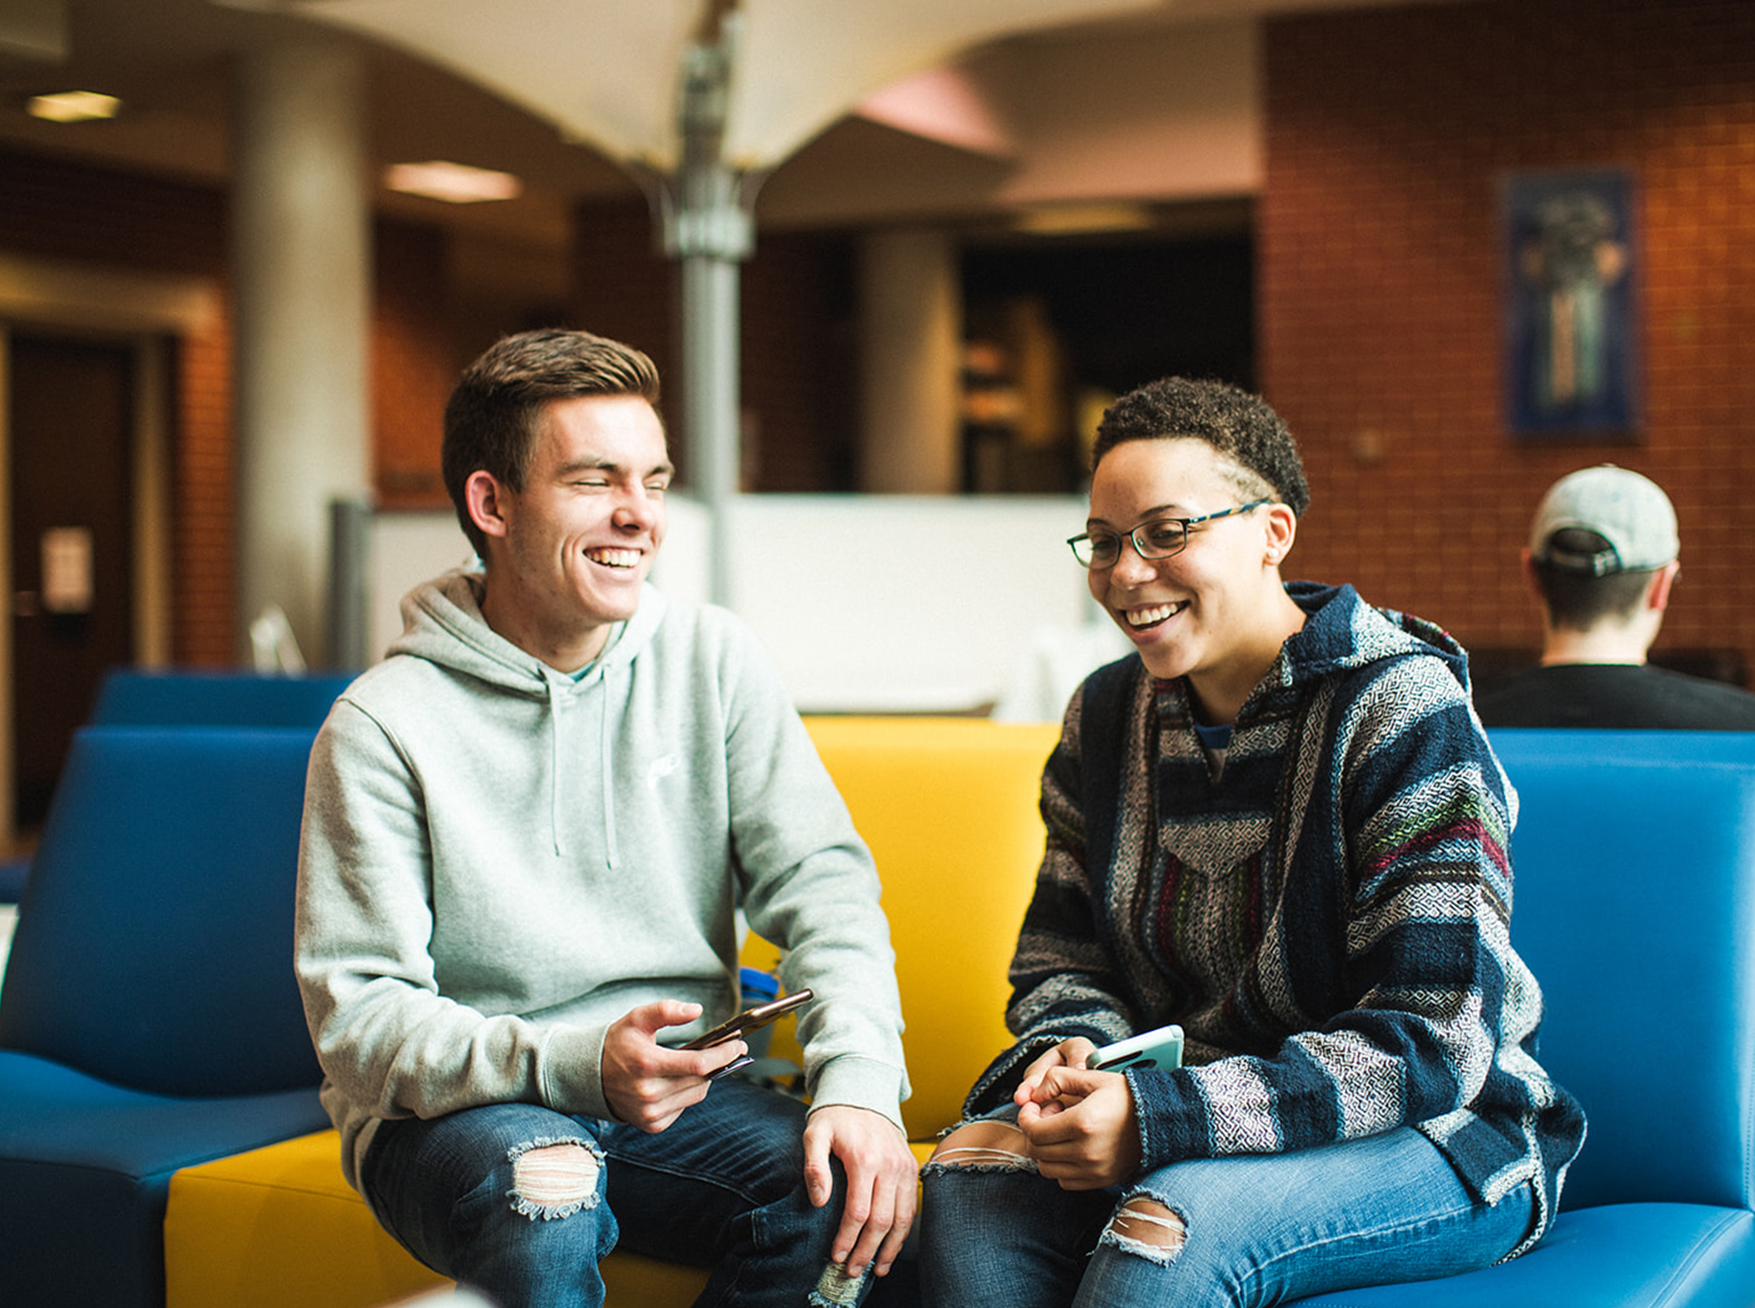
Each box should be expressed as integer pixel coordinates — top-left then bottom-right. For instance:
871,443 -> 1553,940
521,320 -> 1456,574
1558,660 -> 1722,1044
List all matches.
547,677 -> 566,857
546,666 -> 620,870
598,666 -> 619,871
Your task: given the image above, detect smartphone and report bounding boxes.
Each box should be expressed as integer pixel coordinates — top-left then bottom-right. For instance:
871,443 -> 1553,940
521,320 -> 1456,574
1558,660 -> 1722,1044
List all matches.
1086,1023 -> 1184,1072
681,988 -> 813,1080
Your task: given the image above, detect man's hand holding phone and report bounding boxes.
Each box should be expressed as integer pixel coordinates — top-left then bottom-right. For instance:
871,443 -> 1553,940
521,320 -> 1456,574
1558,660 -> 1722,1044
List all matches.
602,988 -> 815,1132
601,1000 -> 750,1132
681,987 -> 813,1080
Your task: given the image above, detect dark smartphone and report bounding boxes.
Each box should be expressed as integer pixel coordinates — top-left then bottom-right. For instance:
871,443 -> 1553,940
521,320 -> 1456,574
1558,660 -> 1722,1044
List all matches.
681,988 -> 813,1080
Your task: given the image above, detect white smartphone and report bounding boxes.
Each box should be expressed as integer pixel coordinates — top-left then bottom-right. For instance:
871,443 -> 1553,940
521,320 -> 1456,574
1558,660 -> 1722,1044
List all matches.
1086,1023 -> 1184,1072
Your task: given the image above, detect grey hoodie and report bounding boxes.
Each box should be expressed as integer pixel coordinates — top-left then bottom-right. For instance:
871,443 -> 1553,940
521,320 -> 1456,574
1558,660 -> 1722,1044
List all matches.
296,568 -> 908,1190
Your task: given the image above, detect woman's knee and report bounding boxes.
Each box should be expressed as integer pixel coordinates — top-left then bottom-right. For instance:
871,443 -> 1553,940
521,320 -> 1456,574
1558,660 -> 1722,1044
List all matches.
1101,1194 -> 1187,1263
922,1118 -> 1037,1175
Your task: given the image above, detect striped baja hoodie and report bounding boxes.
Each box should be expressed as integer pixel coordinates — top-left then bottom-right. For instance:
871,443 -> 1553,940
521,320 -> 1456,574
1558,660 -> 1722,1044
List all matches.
968,581 -> 1585,1256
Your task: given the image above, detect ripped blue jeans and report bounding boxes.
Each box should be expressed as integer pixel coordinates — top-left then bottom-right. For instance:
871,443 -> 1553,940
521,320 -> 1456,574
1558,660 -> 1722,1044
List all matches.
362,1078 -> 868,1308
918,1111 -> 1534,1307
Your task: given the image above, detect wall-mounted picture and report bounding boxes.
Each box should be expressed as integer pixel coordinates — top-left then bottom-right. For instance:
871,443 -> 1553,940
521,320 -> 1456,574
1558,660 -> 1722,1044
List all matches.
1503,168 -> 1639,438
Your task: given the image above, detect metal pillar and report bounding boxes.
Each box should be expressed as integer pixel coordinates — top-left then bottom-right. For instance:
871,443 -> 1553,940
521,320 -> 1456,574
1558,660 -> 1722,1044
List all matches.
658,21 -> 754,610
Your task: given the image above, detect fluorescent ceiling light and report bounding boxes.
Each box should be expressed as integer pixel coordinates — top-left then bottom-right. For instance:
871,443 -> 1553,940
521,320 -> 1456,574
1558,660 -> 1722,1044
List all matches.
27,90 -> 121,123
384,160 -> 523,204
1013,203 -> 1155,236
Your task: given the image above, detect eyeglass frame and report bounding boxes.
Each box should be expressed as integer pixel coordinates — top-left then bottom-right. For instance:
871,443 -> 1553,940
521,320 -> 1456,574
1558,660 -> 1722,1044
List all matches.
1067,497 -> 1274,569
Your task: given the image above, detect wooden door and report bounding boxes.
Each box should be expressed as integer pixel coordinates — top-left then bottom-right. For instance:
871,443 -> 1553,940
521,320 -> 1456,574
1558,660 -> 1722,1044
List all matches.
8,335 -> 136,828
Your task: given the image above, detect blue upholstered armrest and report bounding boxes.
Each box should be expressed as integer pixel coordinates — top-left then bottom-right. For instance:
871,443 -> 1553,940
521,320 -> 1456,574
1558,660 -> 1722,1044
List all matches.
0,725 -> 323,1096
1486,729 -> 1755,1214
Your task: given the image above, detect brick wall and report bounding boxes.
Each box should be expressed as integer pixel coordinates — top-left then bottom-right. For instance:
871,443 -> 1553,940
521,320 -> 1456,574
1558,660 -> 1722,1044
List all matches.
372,218 -> 454,509
1260,0 -> 1755,676
2,149 -> 460,662
1,148 -> 236,664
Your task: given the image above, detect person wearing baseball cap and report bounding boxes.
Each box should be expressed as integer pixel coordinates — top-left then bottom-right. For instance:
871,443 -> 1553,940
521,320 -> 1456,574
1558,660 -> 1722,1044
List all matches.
1475,464 -> 1755,728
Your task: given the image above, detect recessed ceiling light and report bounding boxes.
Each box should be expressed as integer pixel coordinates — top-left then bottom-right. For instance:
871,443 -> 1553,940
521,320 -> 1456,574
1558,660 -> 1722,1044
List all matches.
1013,204 -> 1155,236
27,91 -> 121,123
384,160 -> 523,204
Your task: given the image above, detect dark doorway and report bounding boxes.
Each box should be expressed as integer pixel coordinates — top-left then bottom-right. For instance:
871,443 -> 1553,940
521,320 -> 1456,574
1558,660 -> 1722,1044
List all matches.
8,334 -> 136,828
959,227 -> 1255,493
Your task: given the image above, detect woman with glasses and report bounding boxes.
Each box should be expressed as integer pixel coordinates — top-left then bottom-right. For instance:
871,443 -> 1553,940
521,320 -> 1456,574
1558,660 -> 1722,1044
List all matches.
918,377 -> 1583,1306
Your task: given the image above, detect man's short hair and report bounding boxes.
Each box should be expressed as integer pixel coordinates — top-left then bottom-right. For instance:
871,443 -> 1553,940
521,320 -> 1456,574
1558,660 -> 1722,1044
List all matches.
441,328 -> 663,555
1526,466 -> 1678,632
1532,528 -> 1657,629
1528,464 -> 1677,576
1091,377 -> 1311,517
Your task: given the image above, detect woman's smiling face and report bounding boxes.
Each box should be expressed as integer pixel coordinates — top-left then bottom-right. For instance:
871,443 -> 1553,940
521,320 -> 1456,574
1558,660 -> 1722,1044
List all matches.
1085,436 -> 1299,715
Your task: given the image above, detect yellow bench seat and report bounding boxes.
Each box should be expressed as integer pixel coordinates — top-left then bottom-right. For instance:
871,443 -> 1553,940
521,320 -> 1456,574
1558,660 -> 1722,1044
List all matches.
164,717 -> 1058,1308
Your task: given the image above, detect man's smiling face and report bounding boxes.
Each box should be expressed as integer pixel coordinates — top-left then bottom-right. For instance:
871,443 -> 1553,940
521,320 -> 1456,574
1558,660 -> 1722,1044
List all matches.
474,393 -> 671,670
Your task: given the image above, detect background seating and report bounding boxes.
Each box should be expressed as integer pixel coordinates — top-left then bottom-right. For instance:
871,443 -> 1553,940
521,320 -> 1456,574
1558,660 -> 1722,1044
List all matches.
8,718 -> 1753,1306
88,668 -> 356,729
0,667 -> 353,911
0,726 -> 330,1308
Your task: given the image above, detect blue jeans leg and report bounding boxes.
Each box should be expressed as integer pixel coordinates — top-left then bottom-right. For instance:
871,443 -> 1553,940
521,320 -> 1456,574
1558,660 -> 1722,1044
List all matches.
363,1080 -> 872,1308
363,1101 -> 617,1308
921,1123 -> 1534,1308
599,1078 -> 872,1307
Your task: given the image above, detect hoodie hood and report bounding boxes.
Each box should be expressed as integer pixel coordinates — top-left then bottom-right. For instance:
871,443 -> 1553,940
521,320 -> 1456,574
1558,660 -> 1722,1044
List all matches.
387,566 -> 666,691
1276,580 -> 1471,696
386,566 -> 668,863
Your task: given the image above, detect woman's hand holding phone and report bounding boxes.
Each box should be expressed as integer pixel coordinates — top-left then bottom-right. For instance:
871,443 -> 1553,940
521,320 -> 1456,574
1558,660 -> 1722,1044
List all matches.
1009,1028 -> 1174,1188
1014,1036 -> 1099,1114
1015,1058 -> 1142,1189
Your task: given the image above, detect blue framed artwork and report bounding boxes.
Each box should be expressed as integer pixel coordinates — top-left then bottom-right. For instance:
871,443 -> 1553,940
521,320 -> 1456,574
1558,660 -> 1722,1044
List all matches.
1502,168 -> 1639,438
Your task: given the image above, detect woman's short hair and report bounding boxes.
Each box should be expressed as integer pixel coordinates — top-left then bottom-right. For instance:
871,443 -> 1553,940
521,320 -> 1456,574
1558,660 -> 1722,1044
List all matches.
1092,376 -> 1311,517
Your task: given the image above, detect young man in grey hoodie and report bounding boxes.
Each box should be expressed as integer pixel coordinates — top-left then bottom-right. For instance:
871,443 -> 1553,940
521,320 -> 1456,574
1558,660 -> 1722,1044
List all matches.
295,328 -> 916,1308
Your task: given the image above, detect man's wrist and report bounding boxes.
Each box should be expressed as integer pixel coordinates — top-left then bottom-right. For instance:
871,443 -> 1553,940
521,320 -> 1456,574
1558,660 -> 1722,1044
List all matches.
806,1101 -> 907,1137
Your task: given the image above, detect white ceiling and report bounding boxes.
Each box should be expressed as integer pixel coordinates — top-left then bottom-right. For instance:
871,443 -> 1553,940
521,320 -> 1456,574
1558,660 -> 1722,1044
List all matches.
0,0 -> 1439,253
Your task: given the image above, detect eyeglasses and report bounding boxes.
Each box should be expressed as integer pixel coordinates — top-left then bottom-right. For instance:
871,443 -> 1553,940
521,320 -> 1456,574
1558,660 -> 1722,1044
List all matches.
1067,498 -> 1272,569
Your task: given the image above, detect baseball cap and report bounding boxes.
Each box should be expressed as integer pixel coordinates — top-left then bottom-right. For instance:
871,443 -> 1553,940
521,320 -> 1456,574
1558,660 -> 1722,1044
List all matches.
1529,465 -> 1679,575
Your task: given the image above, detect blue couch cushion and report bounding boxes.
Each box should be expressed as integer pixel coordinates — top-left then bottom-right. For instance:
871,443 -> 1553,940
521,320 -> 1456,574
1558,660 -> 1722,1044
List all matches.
89,668 -> 354,728
0,1049 -> 327,1308
1293,1203 -> 1755,1307
1488,729 -> 1755,1215
0,854 -> 26,902
0,726 -> 323,1096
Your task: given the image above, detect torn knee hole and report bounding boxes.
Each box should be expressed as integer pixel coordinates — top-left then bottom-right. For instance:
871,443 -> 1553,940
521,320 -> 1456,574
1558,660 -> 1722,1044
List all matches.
508,1139 -> 601,1219
927,1120 -> 1034,1171
808,1259 -> 867,1307
1109,1197 -> 1185,1253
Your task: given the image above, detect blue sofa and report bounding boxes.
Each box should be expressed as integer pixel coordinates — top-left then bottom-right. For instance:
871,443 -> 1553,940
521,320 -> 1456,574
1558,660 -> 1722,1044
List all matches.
0,727 -> 329,1308
89,667 -> 356,728
0,668 -> 353,909
1298,729 -> 1755,1306
4,722 -> 1752,1307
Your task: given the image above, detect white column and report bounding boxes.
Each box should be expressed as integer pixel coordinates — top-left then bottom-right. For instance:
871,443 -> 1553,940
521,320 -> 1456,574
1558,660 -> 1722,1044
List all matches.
857,229 -> 962,494
231,34 -> 371,667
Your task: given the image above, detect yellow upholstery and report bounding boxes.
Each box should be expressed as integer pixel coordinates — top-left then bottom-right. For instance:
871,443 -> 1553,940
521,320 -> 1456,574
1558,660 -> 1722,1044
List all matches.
163,1129 -> 711,1308
163,716 -> 1057,1308
793,716 -> 1056,1143
164,1131 -> 447,1308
